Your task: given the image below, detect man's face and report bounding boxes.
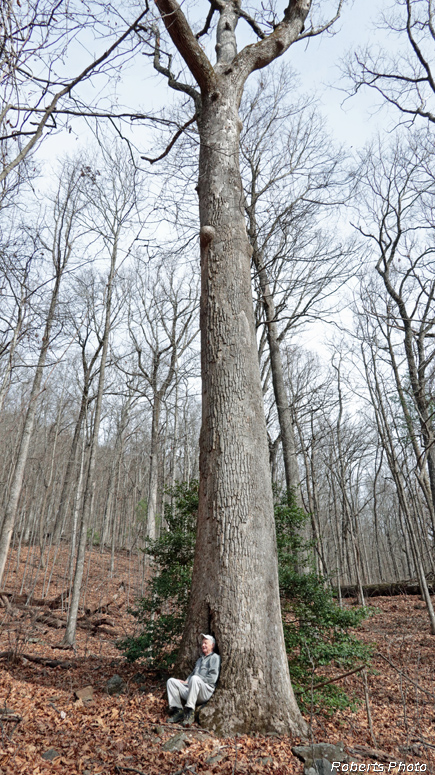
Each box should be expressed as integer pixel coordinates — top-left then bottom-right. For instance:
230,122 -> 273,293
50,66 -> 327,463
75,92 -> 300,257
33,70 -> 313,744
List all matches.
201,638 -> 213,656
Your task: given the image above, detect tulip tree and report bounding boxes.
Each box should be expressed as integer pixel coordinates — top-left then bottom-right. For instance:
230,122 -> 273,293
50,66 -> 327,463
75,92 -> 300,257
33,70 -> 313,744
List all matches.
151,0 -> 342,736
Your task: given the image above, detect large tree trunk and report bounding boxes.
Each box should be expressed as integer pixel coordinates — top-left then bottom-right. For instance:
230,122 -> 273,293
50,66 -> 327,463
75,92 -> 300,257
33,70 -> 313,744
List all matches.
154,0 -> 324,739
178,89 -> 307,737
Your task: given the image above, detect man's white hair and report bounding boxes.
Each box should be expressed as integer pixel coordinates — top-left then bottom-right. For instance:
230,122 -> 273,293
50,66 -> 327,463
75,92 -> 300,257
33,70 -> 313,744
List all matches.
201,633 -> 215,647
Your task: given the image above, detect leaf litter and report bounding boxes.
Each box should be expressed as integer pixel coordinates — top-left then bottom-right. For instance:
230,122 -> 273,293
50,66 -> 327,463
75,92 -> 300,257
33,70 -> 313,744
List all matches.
0,545 -> 433,774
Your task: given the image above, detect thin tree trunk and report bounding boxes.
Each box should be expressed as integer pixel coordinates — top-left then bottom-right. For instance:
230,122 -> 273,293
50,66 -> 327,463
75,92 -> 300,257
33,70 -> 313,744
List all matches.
0,272 -> 63,586
146,396 -> 161,543
250,245 -> 301,500
60,239 -> 117,647
0,301 -> 25,414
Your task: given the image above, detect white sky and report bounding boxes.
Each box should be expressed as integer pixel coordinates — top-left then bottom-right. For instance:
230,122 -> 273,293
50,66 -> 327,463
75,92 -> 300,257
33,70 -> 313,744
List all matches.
30,0 -> 402,368
40,0 -> 391,161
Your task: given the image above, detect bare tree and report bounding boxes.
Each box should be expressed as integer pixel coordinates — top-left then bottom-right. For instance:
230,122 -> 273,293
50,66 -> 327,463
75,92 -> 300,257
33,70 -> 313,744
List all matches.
354,135 -> 435,524
125,260 -> 199,542
60,147 -> 143,647
0,231 -> 40,413
346,0 -> 435,125
240,68 -> 350,497
50,272 -> 106,545
147,0 -> 343,736
359,322 -> 435,633
0,1 -> 155,185
0,161 -> 86,586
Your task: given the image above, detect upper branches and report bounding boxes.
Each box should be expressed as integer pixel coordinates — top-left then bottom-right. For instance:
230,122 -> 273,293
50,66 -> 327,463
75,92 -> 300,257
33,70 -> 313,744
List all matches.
346,0 -> 435,125
154,0 -> 216,93
150,24 -> 200,101
153,0 -> 343,95
1,2 -> 153,185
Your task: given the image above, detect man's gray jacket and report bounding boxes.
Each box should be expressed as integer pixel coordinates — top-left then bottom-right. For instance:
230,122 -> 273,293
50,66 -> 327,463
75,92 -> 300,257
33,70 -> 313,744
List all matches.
187,652 -> 220,687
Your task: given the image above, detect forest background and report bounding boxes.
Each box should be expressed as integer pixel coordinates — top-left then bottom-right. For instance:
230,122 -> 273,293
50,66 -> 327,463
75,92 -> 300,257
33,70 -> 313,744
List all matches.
1,0 -> 435,762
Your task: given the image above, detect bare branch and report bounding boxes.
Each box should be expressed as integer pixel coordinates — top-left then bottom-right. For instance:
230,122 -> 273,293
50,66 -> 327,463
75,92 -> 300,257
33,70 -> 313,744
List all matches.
154,0 -> 216,93
1,6 -> 150,184
141,115 -> 197,163
238,8 -> 266,40
195,2 -> 217,40
297,0 -> 344,40
151,25 -> 200,100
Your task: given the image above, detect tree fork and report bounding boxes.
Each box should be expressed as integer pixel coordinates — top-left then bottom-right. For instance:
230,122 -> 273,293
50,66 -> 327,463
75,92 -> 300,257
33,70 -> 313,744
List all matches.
154,0 -> 341,737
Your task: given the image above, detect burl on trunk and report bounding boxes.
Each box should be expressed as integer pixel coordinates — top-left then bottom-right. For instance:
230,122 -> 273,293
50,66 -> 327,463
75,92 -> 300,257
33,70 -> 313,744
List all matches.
153,0 -> 339,736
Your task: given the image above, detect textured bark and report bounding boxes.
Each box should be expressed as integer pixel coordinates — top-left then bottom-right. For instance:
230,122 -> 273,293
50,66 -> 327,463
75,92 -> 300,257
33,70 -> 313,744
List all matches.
184,92 -> 306,736
154,0 -> 324,738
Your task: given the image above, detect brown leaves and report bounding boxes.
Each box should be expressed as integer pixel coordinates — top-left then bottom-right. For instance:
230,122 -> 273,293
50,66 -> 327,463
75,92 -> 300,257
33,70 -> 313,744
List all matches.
0,547 -> 434,774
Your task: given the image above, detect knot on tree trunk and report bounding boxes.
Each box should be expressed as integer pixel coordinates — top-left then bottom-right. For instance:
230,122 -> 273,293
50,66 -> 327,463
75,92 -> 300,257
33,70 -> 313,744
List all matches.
200,225 -> 216,248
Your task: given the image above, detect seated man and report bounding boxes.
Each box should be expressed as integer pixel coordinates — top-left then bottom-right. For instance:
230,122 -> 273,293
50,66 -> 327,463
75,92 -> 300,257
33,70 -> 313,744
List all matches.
166,633 -> 220,726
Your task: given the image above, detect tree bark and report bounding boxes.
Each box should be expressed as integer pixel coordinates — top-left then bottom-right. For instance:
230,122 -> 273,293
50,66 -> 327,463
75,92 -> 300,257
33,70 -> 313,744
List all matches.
153,0 -> 334,737
183,90 -> 306,736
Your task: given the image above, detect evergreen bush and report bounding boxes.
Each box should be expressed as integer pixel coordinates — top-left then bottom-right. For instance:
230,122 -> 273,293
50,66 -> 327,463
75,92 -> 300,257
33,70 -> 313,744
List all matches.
276,491 -> 372,712
118,481 -> 372,711
118,481 -> 197,668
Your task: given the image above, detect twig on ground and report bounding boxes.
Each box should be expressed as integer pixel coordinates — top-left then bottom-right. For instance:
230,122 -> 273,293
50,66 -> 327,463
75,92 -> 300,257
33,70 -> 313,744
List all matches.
414,737 -> 435,750
0,710 -> 22,722
377,652 -> 435,700
302,663 -> 366,691
115,766 -> 147,775
345,746 -> 392,763
362,668 -> 377,748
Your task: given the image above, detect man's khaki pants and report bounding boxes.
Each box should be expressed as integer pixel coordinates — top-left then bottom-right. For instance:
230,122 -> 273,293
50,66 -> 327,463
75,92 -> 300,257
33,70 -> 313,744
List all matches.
167,675 -> 214,710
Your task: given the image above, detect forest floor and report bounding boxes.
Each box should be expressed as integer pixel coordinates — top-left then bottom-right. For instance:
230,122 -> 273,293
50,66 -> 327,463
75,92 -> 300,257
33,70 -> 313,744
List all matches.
0,545 -> 434,775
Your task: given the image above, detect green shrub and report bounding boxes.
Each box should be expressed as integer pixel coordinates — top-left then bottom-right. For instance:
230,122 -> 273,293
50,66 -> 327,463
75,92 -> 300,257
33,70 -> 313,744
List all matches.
118,481 -> 197,669
119,482 -> 372,712
276,491 -> 373,712
87,528 -> 100,546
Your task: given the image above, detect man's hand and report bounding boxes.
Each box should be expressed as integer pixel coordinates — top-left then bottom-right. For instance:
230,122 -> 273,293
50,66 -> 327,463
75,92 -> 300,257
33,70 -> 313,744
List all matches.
182,680 -> 188,685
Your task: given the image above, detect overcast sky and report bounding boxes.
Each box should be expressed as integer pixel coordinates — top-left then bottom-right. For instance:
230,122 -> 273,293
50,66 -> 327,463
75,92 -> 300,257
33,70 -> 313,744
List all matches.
39,0 -> 393,168
35,0 -> 399,363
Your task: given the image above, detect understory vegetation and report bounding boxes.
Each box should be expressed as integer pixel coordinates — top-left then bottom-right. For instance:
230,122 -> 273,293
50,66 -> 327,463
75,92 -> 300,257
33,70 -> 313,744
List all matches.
119,482 -> 372,712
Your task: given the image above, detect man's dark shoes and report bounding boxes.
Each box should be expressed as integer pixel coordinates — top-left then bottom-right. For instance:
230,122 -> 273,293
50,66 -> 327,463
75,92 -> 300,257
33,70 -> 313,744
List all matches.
182,707 -> 195,727
168,707 -> 184,723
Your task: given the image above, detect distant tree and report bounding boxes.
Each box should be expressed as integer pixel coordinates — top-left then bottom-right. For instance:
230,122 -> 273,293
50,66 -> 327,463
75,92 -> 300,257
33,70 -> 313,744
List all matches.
240,69 -> 350,497
0,161 -> 85,586
347,0 -> 435,126
354,135 -> 435,525
60,146 -> 143,647
125,261 -> 198,542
